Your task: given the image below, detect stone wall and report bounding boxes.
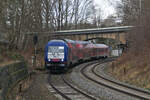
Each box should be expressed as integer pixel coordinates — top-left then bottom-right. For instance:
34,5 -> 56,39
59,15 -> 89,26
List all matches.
0,61 -> 28,100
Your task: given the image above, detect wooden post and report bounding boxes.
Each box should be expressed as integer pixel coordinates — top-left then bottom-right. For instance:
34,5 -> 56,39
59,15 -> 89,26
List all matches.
33,35 -> 38,68
124,67 -> 126,75
19,84 -> 22,93
112,62 -> 115,72
29,72 -> 32,79
32,46 -> 37,68
86,34 -> 89,40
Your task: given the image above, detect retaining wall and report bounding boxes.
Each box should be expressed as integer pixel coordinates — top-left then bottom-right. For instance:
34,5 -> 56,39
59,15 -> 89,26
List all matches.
0,61 -> 28,100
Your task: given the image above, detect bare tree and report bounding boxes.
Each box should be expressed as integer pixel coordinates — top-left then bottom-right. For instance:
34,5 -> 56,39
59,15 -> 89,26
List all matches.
116,0 -> 142,25
0,0 -> 97,49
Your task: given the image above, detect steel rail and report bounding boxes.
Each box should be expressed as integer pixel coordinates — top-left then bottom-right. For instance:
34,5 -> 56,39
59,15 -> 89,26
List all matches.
92,62 -> 150,96
61,75 -> 97,100
48,74 -> 97,100
47,74 -> 72,100
81,58 -> 150,100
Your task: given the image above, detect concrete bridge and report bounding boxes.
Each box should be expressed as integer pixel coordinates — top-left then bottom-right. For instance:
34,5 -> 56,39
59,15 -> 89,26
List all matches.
52,26 -> 133,44
22,26 -> 133,49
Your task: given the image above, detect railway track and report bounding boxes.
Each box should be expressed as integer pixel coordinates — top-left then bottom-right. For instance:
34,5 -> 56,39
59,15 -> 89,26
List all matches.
81,58 -> 150,100
48,74 -> 98,100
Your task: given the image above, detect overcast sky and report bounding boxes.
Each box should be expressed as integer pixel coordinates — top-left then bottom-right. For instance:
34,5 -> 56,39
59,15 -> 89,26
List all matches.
94,0 -> 120,19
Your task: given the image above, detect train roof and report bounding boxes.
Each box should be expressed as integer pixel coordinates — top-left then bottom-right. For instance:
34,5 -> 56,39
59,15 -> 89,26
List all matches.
50,39 -> 65,43
48,39 -> 108,48
95,44 -> 109,48
75,40 -> 90,44
64,39 -> 75,43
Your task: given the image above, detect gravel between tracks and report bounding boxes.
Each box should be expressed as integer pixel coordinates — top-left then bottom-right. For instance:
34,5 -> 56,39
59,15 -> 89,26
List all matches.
70,62 -> 138,100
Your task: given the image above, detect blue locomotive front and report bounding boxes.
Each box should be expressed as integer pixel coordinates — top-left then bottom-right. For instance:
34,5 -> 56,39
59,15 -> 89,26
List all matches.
45,40 -> 68,71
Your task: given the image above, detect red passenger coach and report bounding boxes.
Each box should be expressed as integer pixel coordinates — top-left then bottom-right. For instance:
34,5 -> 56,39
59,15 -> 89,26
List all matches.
64,39 -> 109,66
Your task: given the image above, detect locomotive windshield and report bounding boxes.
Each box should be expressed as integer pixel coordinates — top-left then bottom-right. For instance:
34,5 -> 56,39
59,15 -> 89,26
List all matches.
48,46 -> 64,59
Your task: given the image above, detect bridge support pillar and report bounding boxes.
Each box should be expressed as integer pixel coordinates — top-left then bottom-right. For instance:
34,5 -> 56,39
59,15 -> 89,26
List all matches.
78,35 -> 81,40
86,34 -> 89,40
71,35 -> 74,40
116,32 -> 121,56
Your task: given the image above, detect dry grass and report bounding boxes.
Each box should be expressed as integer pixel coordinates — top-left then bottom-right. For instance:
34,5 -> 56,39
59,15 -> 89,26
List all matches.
109,53 -> 150,89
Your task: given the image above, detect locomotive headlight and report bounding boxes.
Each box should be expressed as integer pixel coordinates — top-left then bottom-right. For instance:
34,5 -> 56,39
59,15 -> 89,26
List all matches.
61,59 -> 64,61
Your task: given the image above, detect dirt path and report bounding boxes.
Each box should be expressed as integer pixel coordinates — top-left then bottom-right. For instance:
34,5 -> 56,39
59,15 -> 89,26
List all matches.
21,72 -> 58,100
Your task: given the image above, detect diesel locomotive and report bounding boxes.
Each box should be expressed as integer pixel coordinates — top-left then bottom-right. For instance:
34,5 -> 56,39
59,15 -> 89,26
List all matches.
44,39 -> 109,72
